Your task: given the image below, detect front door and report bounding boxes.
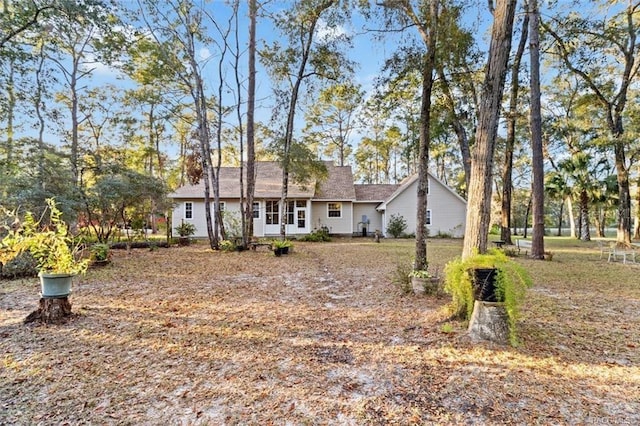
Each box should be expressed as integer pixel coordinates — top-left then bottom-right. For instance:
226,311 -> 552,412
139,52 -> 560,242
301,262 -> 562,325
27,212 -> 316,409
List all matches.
297,209 -> 306,229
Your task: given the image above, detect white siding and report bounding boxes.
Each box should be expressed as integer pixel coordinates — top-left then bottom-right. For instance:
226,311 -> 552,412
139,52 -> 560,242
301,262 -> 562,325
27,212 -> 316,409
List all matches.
385,179 -> 466,237
311,201 -> 353,235
353,203 -> 383,235
172,199 -> 266,238
172,200 -> 209,238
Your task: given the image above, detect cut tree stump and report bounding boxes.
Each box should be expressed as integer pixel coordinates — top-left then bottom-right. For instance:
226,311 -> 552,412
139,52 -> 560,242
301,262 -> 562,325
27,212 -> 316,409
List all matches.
468,300 -> 509,345
24,297 -> 73,324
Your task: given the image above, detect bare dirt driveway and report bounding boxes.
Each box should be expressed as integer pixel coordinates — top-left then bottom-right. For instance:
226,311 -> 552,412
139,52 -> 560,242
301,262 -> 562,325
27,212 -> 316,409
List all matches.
1,238 -> 638,424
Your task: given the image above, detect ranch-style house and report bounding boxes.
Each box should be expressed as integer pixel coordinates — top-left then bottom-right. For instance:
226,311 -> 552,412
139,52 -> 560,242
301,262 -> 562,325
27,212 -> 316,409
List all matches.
169,162 -> 467,239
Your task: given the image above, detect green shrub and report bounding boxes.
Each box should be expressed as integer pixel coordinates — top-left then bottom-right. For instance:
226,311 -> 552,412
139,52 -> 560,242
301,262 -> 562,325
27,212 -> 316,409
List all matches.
220,240 -> 236,252
90,243 -> 110,261
299,228 -> 331,242
174,222 -> 196,237
387,214 -> 407,238
272,239 -> 292,249
444,249 -> 532,345
390,258 -> 413,295
1,251 -> 38,279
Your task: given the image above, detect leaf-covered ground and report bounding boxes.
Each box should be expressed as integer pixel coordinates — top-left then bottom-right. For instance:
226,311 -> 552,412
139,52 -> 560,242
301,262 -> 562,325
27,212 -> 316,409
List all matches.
1,238 -> 638,425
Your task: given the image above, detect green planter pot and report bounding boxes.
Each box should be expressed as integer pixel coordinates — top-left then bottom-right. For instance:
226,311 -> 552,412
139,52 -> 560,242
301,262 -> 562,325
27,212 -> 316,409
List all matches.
39,273 -> 74,298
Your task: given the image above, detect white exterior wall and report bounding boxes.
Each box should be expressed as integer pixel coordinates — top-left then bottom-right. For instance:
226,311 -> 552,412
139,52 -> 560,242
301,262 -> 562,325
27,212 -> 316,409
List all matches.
173,199 -> 266,238
172,199 -> 209,238
385,179 -> 466,237
353,203 -> 383,235
311,201 -> 353,235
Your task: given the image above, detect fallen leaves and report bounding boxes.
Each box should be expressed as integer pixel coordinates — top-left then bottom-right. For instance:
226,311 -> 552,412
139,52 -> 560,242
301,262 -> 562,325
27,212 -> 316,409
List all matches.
0,238 -> 638,424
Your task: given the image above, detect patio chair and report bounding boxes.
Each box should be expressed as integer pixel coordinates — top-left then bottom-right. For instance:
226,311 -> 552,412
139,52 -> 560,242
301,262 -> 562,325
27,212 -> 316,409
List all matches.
597,240 -> 614,260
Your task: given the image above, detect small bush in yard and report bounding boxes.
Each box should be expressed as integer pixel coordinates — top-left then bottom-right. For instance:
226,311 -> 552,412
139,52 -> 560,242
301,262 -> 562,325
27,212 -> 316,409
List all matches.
386,214 -> 407,238
391,258 -> 413,294
220,240 -> 236,252
1,251 -> 38,279
300,228 -> 331,242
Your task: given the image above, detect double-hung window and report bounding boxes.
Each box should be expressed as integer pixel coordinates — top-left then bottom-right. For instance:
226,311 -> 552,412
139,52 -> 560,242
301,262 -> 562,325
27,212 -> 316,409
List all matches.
184,202 -> 193,219
327,202 -> 342,218
266,200 -> 279,225
252,202 -> 260,219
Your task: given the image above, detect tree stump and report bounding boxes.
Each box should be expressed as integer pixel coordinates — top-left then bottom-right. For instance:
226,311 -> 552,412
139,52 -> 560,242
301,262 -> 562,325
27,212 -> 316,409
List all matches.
468,300 -> 509,345
24,297 -> 73,324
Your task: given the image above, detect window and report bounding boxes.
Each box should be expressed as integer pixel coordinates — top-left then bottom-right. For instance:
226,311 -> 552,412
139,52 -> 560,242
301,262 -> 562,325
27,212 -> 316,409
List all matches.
286,201 -> 295,225
327,202 -> 342,218
184,202 -> 193,219
266,200 -> 279,225
252,202 -> 260,219
426,209 -> 432,225
219,202 -> 225,212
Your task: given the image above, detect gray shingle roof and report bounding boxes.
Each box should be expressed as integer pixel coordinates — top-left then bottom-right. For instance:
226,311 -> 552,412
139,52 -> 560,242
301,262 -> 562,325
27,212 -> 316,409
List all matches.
354,184 -> 401,202
313,165 -> 356,200
170,162 -> 332,199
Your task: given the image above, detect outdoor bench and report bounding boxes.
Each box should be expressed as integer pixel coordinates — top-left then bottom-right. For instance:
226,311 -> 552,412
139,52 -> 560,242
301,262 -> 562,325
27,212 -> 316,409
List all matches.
516,239 -> 532,255
249,242 -> 272,251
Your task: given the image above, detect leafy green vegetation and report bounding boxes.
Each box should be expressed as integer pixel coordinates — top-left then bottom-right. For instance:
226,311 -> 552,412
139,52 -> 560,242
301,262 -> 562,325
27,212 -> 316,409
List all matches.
0,199 -> 90,276
299,228 -> 331,242
444,249 -> 532,344
174,222 -> 196,237
386,214 -> 407,238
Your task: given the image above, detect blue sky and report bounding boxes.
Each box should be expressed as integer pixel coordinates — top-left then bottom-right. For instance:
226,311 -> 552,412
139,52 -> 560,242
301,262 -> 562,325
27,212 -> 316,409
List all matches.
12,0 -> 496,161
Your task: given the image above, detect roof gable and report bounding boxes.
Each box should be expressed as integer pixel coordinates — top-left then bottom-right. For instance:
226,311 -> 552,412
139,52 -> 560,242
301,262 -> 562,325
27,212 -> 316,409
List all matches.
378,172 -> 466,209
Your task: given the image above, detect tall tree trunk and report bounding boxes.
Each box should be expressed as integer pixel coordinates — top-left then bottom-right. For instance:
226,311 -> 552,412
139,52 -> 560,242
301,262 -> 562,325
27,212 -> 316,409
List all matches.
567,196 -> 576,238
529,0 -> 545,259
279,5 -> 328,238
389,0 -> 439,271
462,0 -> 517,258
556,200 -> 563,236
414,1 -> 438,273
579,190 -> 591,241
186,32 -> 217,249
501,11 -> 528,246
244,0 -> 257,246
523,195 -> 531,238
614,141 -> 631,244
70,54 -> 80,187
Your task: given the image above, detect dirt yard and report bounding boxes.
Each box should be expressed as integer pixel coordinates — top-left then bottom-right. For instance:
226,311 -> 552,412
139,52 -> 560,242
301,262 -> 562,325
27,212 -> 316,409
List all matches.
1,238 -> 638,424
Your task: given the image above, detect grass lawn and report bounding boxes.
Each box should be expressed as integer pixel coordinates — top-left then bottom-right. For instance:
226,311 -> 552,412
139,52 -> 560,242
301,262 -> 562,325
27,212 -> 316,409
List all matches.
1,237 -> 638,424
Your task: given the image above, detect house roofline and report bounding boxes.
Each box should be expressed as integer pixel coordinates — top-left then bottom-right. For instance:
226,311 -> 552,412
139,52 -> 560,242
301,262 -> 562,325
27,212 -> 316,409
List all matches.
383,172 -> 466,206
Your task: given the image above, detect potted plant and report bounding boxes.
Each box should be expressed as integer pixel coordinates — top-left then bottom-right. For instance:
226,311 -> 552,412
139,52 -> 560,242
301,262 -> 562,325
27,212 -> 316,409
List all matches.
408,269 -> 439,295
0,199 -> 90,298
443,249 -> 532,345
174,221 -> 196,246
89,243 -> 111,267
272,239 -> 292,256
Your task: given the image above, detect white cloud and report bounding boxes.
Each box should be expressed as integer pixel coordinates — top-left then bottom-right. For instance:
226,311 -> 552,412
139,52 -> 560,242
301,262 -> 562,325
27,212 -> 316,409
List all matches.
198,47 -> 212,61
316,19 -> 348,42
